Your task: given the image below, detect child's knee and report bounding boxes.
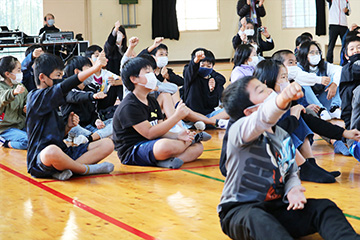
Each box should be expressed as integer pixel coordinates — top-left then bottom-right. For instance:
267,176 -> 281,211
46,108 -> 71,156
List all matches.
40,145 -> 63,163
99,138 -> 114,153
154,140 -> 182,158
192,143 -> 204,157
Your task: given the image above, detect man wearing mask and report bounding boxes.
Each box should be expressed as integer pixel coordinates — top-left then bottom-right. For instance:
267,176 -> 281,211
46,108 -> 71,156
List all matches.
39,13 -> 60,35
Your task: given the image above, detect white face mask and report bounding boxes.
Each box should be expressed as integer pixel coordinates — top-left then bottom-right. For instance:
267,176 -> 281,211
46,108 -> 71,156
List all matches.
308,54 -> 321,66
278,81 -> 290,92
264,90 -> 278,103
116,32 -> 123,43
139,72 -> 158,90
91,56 -> 98,63
248,56 -> 259,67
11,72 -> 23,84
47,19 -> 55,26
286,66 -> 298,80
156,56 -> 168,68
244,29 -> 255,36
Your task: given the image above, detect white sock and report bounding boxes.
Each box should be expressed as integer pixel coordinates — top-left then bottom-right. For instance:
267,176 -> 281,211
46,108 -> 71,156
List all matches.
81,162 -> 114,175
52,169 -> 73,181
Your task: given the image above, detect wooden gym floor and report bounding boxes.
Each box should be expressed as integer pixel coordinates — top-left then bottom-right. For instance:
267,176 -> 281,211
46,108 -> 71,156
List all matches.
1,63 -> 360,239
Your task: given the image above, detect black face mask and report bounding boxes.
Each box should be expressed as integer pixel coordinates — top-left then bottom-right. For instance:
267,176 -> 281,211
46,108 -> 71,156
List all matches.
52,78 -> 63,85
349,53 -> 360,63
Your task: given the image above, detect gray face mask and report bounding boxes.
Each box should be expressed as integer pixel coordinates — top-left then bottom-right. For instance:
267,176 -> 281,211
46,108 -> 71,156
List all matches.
47,19 -> 55,26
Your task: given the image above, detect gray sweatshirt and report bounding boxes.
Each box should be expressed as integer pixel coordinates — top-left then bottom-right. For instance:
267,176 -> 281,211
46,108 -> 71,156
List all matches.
218,97 -> 301,215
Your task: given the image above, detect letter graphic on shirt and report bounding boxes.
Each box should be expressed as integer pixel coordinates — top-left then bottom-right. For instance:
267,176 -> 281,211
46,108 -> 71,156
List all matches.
238,157 -> 274,200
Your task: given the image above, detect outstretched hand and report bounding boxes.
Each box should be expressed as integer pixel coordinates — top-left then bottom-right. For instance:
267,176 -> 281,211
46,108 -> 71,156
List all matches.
194,50 -> 205,64
94,50 -> 108,70
287,185 -> 307,211
277,82 -> 304,109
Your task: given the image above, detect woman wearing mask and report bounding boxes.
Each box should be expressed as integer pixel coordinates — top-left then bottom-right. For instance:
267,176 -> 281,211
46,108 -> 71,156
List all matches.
230,44 -> 258,82
297,41 -> 342,120
0,56 -> 28,149
103,21 -> 127,102
39,13 -> 60,35
232,17 -> 274,56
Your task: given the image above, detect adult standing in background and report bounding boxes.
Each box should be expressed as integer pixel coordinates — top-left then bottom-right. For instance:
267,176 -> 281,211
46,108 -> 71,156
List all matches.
326,0 -> 350,63
39,13 -> 60,35
236,0 -> 265,29
104,20 -> 127,76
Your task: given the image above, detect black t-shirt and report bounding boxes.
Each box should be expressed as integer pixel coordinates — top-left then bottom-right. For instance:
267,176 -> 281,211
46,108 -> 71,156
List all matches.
39,25 -> 60,35
113,92 -> 163,161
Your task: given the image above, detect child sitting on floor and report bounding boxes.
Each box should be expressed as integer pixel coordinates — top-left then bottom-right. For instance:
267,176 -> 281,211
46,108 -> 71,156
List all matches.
26,52 -> 114,180
183,48 -> 229,129
113,57 -> 206,169
0,56 -> 28,149
218,76 -> 360,240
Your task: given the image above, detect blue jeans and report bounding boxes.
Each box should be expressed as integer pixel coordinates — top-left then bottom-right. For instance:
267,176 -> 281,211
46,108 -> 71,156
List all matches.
303,85 -> 341,111
68,119 -> 113,139
0,128 -> 28,149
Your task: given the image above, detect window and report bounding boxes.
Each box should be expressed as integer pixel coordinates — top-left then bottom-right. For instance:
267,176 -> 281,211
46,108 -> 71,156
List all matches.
0,0 -> 43,35
282,0 -> 316,28
176,0 -> 219,31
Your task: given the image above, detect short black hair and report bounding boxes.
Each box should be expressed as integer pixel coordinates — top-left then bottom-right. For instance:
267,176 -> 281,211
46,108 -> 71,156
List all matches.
272,49 -> 294,63
233,44 -> 254,66
85,45 -> 103,58
295,35 -> 311,48
25,44 -> 44,57
0,56 -> 19,79
33,53 -> 64,86
139,54 -> 157,70
344,35 -> 360,57
191,48 -> 216,65
301,32 -> 313,40
154,43 -> 168,56
44,13 -> 55,21
121,57 -> 153,92
254,59 -> 284,90
221,76 -> 255,121
64,56 -> 92,77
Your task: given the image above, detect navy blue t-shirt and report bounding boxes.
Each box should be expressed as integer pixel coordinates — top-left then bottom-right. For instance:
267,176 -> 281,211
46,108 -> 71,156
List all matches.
26,75 -> 81,174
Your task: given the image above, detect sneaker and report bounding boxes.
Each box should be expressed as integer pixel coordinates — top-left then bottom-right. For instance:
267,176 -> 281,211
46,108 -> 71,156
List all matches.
194,121 -> 206,131
192,131 -> 212,144
0,136 -> 5,147
215,119 -> 229,129
329,107 -> 341,119
73,135 -> 89,145
319,109 -> 331,121
349,141 -> 360,161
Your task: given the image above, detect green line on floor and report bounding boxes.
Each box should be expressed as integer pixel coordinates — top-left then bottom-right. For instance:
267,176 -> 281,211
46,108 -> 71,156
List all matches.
182,168 -> 360,222
182,169 -> 224,183
344,213 -> 360,221
203,148 -> 222,152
